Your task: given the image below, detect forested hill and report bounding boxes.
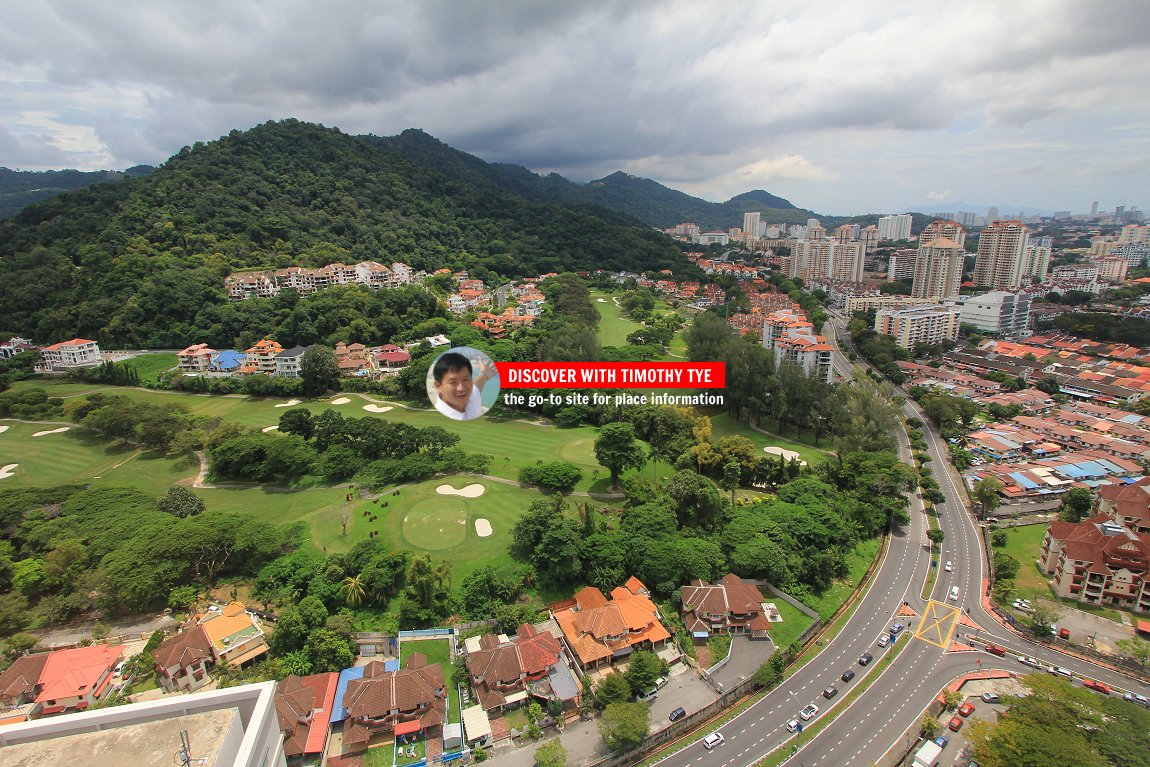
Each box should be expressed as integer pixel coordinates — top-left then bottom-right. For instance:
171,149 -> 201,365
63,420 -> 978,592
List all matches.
0,166 -> 154,221
0,119 -> 685,346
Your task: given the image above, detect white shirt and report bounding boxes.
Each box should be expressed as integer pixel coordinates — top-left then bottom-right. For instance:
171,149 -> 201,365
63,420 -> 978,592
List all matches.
435,384 -> 485,421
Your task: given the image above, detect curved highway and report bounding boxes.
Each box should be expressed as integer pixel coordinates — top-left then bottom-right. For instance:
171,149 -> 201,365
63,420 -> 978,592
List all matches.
651,314 -> 1150,767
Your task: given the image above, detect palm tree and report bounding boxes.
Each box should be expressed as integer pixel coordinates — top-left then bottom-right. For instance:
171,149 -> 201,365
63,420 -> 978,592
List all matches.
341,574 -> 366,607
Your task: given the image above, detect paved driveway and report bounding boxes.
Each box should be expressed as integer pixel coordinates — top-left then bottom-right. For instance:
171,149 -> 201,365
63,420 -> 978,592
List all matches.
31,612 -> 178,648
708,635 -> 775,692
645,664 -> 718,727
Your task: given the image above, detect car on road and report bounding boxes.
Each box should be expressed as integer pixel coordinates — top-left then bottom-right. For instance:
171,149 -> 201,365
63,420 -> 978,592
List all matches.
800,703 -> 819,720
823,686 -> 838,699
1083,679 -> 1111,695
669,707 -> 686,722
876,634 -> 889,647
1123,692 -> 1150,707
1048,666 -> 1073,679
841,669 -> 856,683
934,735 -> 949,748
959,702 -> 976,717
981,692 -> 1001,704
949,585 -> 960,601
891,622 -> 905,635
636,687 -> 658,702
948,716 -> 964,731
859,652 -> 874,666
944,560 -> 953,572
702,732 -> 725,750
984,643 -> 1006,657
786,719 -> 800,733
1017,655 -> 1042,668
112,662 -> 125,678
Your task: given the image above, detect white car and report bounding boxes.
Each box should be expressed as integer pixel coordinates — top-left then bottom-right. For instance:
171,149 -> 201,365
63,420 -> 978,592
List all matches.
1012,599 -> 1033,612
944,561 -> 953,572
1017,655 -> 1042,668
876,635 -> 890,647
800,703 -> 819,721
786,719 -> 800,733
702,732 -> 725,750
1048,665 -> 1073,679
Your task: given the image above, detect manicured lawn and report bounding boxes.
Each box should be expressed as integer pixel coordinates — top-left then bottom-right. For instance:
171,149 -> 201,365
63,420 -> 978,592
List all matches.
0,419 -> 195,497
766,598 -> 816,653
708,412 -> 832,468
994,523 -> 1050,601
590,290 -> 646,348
116,353 -> 178,383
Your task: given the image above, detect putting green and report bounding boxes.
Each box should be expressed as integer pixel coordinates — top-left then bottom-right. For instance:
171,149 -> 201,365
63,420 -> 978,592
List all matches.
402,498 -> 469,550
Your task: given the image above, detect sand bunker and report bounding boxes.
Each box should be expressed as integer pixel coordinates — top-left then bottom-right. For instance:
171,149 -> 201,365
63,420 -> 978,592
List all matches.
32,427 -> 70,437
763,446 -> 807,465
0,464 -> 17,480
0,425 -> 9,435
363,404 -> 393,413
474,518 -> 493,537
262,425 -> 279,433
274,399 -> 302,408
436,483 -> 486,498
330,397 -> 351,405
597,298 -> 608,302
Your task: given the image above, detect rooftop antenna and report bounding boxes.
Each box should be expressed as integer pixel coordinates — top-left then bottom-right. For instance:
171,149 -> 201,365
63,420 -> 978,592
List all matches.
174,729 -> 191,766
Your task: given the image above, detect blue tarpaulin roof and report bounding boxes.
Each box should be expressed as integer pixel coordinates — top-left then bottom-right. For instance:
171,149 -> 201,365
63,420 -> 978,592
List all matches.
1008,472 -> 1039,490
1057,464 -> 1090,479
1094,458 -> 1126,474
331,666 -> 366,723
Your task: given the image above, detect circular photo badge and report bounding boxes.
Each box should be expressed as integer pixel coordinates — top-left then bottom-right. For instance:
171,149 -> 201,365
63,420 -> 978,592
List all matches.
426,346 -> 501,421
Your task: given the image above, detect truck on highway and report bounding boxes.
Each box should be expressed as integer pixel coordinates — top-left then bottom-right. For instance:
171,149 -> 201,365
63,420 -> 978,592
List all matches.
912,740 -> 943,767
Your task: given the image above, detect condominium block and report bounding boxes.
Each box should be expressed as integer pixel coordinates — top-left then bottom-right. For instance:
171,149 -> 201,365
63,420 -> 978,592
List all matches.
1021,245 -> 1051,282
877,214 -> 913,241
918,220 -> 966,249
973,220 -> 1030,290
912,238 -> 964,300
958,290 -> 1031,337
873,304 -> 962,349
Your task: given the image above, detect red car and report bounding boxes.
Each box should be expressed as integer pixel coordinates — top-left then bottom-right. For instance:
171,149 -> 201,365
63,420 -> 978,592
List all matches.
948,715 -> 964,731
958,702 -> 976,717
984,643 -> 1006,657
1083,679 -> 1111,695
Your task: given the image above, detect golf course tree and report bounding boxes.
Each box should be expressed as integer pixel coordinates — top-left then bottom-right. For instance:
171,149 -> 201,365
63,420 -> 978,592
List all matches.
509,498 -> 584,588
299,345 -> 341,396
157,485 -> 206,518
594,421 -> 645,489
397,554 -> 453,628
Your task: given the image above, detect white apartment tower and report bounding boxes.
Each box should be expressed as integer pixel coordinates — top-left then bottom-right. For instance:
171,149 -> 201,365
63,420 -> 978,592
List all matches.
743,212 -> 761,239
877,214 -> 913,241
1021,245 -> 1051,283
918,220 -> 966,249
912,238 -> 965,300
790,240 -> 864,283
874,305 -> 962,349
973,220 -> 1030,290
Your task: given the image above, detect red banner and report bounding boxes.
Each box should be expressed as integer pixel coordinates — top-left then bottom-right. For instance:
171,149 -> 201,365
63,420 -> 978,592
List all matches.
495,362 -> 725,389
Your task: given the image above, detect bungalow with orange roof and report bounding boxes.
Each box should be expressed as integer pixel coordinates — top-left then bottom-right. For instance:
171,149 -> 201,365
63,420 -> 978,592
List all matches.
0,645 -> 124,716
551,577 -> 674,673
152,623 -> 215,693
242,339 -> 284,375
198,602 -> 269,668
334,342 -> 370,376
177,343 -> 217,373
340,654 -> 447,752
37,338 -> 101,371
275,672 -> 339,763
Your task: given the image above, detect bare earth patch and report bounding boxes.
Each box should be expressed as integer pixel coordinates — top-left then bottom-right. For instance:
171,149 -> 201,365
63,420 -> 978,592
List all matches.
32,427 -> 70,437
474,518 -> 493,537
273,399 -> 302,408
330,397 -> 351,405
436,483 -> 486,498
763,446 -> 807,465
363,404 -> 393,413
0,464 -> 17,480
262,425 -> 279,432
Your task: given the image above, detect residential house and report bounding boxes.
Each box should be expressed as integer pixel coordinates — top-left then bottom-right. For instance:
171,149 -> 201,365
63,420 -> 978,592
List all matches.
341,654 -> 447,752
274,346 -> 310,378
680,574 -> 774,640
275,673 -> 339,764
1094,477 -> 1150,534
152,623 -> 215,694
241,340 -> 284,375
37,338 -> 101,371
177,343 -> 217,373
1041,514 -> 1150,614
198,603 -> 269,668
464,624 -> 577,713
0,645 -> 124,716
334,342 -> 370,376
551,577 -> 673,673
0,337 -> 36,360
209,350 -> 246,374
372,344 -> 411,375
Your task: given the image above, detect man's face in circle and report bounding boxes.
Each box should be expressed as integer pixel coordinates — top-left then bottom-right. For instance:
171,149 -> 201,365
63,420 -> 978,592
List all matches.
435,366 -> 473,413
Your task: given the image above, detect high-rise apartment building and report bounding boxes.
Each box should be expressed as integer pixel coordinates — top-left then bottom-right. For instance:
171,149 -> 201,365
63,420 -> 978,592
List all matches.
1118,225 -> 1150,245
918,220 -> 966,249
877,214 -> 913,241
959,291 -> 1031,337
874,304 -> 962,349
1021,245 -> 1051,282
807,223 -> 826,241
743,212 -> 761,239
1090,201 -> 1099,217
860,225 -> 879,253
790,240 -> 864,283
887,249 -> 918,281
912,238 -> 964,299
973,220 -> 1030,290
834,224 -> 855,244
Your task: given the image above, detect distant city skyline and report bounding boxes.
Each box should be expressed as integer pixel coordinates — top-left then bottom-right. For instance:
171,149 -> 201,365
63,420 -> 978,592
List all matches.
0,1 -> 1147,216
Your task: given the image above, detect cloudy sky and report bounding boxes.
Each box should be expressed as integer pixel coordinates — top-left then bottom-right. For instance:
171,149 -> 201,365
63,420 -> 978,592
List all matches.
1,0 -> 1147,215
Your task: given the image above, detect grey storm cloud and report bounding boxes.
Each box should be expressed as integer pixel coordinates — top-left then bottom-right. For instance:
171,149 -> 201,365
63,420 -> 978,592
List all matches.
1,0 -> 1148,213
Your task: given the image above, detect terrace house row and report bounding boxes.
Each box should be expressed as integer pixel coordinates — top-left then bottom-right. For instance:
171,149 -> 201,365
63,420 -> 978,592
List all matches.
225,261 -> 416,300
